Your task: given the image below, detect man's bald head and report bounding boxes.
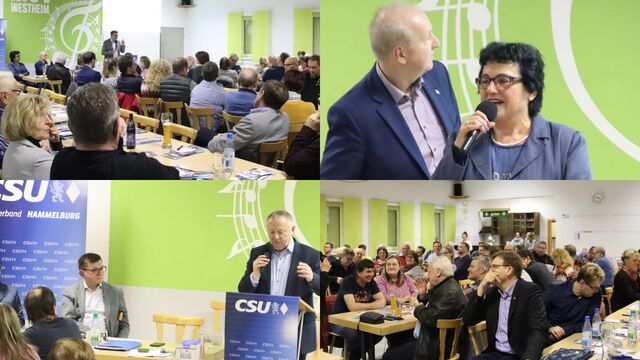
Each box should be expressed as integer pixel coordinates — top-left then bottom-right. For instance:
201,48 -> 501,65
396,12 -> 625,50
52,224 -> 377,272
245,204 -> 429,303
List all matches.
370,3 -> 429,60
0,71 -> 19,108
238,68 -> 258,89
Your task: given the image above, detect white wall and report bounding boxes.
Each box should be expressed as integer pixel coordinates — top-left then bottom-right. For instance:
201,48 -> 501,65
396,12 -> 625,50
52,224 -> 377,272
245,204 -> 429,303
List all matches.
102,0 -> 163,61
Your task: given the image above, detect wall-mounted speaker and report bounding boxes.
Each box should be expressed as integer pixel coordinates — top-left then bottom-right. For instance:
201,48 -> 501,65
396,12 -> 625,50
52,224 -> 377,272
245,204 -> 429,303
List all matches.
181,0 -> 192,5
453,183 -> 463,197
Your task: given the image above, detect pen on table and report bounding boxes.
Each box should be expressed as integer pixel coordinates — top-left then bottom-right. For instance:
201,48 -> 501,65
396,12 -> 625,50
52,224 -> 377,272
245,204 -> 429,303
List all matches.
177,145 -> 183,151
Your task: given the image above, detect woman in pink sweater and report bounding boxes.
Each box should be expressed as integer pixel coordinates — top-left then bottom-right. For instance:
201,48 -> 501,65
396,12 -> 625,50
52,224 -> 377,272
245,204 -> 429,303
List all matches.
375,255 -> 417,305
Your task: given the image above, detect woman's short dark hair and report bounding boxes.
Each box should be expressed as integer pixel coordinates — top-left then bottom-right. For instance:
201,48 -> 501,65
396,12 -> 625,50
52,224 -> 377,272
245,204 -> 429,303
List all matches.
219,57 -> 230,70
118,54 -> 134,74
282,70 -> 304,93
478,42 -> 544,118
139,56 -> 150,69
9,51 -> 20,62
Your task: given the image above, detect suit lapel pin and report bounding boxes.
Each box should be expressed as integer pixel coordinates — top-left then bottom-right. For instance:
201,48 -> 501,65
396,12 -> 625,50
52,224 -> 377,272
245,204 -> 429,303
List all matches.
434,89 -> 440,95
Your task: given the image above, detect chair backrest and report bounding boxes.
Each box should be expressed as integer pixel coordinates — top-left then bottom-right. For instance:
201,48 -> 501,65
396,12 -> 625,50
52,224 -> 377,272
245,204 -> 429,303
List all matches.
184,103 -> 214,131
210,301 -> 225,335
120,108 -> 135,120
458,279 -> 472,289
26,86 -> 40,95
48,79 -> 63,94
44,89 -> 66,105
134,114 -> 160,133
222,111 -> 242,131
437,318 -> 463,360
223,87 -> 239,93
160,100 -> 185,126
167,123 -> 197,144
604,287 -> 613,314
18,83 -> 26,93
152,313 -> 204,343
136,95 -> 160,119
260,140 -> 286,168
467,320 -> 488,356
280,100 -> 316,126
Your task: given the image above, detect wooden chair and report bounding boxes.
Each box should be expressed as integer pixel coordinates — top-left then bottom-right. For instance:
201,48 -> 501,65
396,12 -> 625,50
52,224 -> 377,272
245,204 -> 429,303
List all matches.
281,100 -> 316,126
26,86 -> 40,95
208,301 -> 225,358
604,287 -> 613,315
160,100 -> 185,126
43,89 -> 66,105
18,83 -> 26,93
184,103 -> 214,131
437,318 -> 463,360
467,320 -> 488,356
167,123 -> 197,144
136,95 -> 160,119
259,140 -> 286,168
120,108 -> 135,120
278,122 -> 306,166
458,279 -> 473,289
222,111 -> 242,131
152,313 -> 204,343
48,79 -> 63,94
133,114 -> 160,133
223,87 -> 239,92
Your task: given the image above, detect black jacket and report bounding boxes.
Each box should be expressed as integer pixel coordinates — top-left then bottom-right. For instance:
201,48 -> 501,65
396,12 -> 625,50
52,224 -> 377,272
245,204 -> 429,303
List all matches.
413,276 -> 466,360
301,72 -> 319,109
464,279 -> 548,360
611,269 -> 640,312
159,73 -> 193,103
283,126 -> 319,179
187,66 -> 203,84
526,260 -> 555,291
117,74 -> 143,94
45,63 -> 72,94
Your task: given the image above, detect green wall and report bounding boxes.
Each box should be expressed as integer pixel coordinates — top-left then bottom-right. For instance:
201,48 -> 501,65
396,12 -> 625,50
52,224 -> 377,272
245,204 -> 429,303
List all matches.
227,12 -> 243,58
251,10 -> 271,63
109,181 -> 320,292
368,199 -> 387,248
343,197 -> 362,247
420,203 -> 435,249
443,205 -> 456,244
293,8 -> 314,54
321,0 -> 640,178
320,195 -> 327,245
399,202 -> 415,245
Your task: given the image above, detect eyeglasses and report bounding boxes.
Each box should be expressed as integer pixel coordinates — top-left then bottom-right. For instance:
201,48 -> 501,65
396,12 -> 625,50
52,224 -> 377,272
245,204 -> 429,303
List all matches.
83,266 -> 107,274
585,282 -> 600,291
491,264 -> 511,270
475,75 -> 522,90
1,89 -> 21,94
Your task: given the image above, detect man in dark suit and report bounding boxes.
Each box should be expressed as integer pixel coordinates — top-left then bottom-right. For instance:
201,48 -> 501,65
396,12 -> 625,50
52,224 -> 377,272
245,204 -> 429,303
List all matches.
464,251 -> 548,360
75,52 -> 101,86
321,3 -> 461,180
238,210 -> 320,360
102,30 -> 125,59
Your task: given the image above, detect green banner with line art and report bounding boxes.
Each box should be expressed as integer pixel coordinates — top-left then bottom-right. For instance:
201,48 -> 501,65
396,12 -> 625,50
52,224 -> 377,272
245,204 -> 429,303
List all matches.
108,181 -> 320,292
321,0 -> 640,179
4,0 -> 102,65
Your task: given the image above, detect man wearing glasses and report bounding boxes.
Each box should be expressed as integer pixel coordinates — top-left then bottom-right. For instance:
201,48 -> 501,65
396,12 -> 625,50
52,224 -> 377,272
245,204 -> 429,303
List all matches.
544,263 -> 604,343
62,253 -> 129,338
464,251 -> 547,360
0,71 -> 21,169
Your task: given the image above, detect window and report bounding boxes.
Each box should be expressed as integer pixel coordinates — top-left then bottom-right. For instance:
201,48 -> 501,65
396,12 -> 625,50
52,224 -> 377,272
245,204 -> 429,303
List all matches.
434,209 -> 443,242
312,13 -> 320,55
387,206 -> 399,247
243,16 -> 252,56
327,202 -> 343,246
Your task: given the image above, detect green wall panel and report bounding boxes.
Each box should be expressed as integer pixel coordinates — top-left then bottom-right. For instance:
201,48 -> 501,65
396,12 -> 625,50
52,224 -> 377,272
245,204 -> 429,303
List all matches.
342,197 -> 362,247
293,8 -> 314,54
368,199 -> 387,248
399,202 -> 415,246
444,205 -> 456,245
320,195 -> 327,245
227,12 -> 243,58
251,10 -> 271,64
420,203 -> 435,249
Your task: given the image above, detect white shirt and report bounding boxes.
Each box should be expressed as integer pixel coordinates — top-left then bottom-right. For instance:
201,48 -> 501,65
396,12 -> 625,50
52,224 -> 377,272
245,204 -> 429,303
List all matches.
82,281 -> 107,331
250,239 -> 295,296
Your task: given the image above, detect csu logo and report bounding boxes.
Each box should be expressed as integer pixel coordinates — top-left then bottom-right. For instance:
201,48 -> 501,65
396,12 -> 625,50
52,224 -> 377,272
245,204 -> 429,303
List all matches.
234,299 -> 289,315
0,181 -> 47,202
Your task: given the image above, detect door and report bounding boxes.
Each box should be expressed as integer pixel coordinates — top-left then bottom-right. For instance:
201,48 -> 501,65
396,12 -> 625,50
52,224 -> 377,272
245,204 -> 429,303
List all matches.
547,218 -> 556,252
160,27 -> 184,61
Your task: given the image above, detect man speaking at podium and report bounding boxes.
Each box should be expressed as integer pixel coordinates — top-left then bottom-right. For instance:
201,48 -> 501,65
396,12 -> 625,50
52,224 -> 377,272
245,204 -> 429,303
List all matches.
238,210 -> 320,359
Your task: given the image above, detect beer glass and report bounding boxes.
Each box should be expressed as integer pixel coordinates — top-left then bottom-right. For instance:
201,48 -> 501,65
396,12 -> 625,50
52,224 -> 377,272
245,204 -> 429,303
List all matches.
160,112 -> 172,149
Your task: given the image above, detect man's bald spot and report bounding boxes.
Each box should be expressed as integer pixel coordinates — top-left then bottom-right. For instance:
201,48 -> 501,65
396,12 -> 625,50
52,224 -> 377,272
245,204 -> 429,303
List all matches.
370,3 -> 430,59
0,71 -> 17,91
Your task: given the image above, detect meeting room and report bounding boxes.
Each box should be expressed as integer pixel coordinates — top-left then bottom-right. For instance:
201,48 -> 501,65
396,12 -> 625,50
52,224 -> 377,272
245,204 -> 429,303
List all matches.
319,180 -> 640,360
0,0 -> 320,180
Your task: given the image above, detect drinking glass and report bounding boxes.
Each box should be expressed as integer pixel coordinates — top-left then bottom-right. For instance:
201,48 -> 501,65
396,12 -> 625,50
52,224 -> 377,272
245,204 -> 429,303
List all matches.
160,112 -> 172,149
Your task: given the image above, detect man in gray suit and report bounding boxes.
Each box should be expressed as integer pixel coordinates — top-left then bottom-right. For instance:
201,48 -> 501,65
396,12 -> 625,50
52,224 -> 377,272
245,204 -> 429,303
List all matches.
62,253 -> 129,337
102,30 -> 125,59
208,79 -> 289,164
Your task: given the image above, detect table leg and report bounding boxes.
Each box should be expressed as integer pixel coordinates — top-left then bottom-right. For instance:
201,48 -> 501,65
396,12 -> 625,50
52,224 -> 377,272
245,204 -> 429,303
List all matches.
360,331 -> 367,360
367,333 -> 375,360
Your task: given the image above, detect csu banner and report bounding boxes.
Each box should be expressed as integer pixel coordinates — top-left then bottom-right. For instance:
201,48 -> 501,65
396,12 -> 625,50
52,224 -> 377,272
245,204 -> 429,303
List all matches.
0,180 -> 88,313
3,0 -> 102,65
225,292 -> 300,359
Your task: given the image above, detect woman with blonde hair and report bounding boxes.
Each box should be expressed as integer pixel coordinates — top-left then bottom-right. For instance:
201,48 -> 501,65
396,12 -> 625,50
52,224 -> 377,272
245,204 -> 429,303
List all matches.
257,57 -> 269,75
100,58 -> 118,88
0,303 -> 40,360
1,94 -> 61,179
48,338 -> 94,360
611,249 -> 640,312
140,59 -> 171,98
551,248 -> 576,281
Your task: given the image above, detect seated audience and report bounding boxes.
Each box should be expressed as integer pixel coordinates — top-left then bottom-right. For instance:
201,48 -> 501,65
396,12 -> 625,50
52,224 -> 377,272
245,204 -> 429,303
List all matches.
464,255 -> 490,300
46,53 -> 72,94
518,248 -> 554,291
262,52 -> 288,82
0,303 -> 39,360
299,55 -> 309,72
398,242 -> 411,268
0,71 -> 21,169
0,259 -> 25,325
218,57 -> 239,88
330,259 -> 385,360
301,54 -> 320,109
283,69 -> 305,100
404,251 -> 425,280
7,50 -> 30,83
533,241 -> 554,265
564,244 -> 577,259
328,247 -> 355,294
454,241 -> 472,280
257,57 -> 269,75
141,58 -> 171,98
424,241 -> 443,263
160,57 -> 195,125
139,55 -> 150,79
116,54 -> 143,94
48,338 -> 95,360
374,246 -> 389,275
284,57 -> 299,73
354,247 -> 365,264
187,51 -> 209,84
464,251 -> 547,360
207,80 -> 289,164
375,255 -> 417,304
442,245 -> 455,266
323,242 -> 335,258
35,51 -> 51,75
589,246 -> 615,288
75,51 -> 102,85
1,94 -> 62,179
503,243 -> 516,253
190,61 -> 226,132
416,246 -> 426,258
229,53 -> 242,73
50,83 -> 179,179
544,263 -> 604,343
24,286 -> 82,360
551,248 -> 576,281
100,58 -> 118,88
524,232 -> 536,250
225,68 -> 258,117
611,249 -> 640,312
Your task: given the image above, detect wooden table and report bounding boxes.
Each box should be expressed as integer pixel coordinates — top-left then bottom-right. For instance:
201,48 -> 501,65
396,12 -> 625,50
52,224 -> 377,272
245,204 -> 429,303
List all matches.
94,339 -> 223,360
543,301 -> 640,357
328,308 -> 416,360
23,75 -> 49,84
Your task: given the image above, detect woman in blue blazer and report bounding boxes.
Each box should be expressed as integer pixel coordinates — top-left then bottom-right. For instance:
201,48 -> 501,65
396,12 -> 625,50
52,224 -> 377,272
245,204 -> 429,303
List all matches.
433,42 -> 591,180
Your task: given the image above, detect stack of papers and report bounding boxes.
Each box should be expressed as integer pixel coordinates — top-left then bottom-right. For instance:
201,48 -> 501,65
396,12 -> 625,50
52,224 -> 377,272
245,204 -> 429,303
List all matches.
128,349 -> 173,358
95,339 -> 142,351
176,166 -> 214,180
169,145 -> 205,157
137,136 -> 163,145
234,168 -> 275,180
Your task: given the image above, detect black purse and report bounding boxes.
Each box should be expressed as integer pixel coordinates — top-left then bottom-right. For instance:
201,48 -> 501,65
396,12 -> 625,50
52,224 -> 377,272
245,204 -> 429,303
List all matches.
359,311 -> 384,324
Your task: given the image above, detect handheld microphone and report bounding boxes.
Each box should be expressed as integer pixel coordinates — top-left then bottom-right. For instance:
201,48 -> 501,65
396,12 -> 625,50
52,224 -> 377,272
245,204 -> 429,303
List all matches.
460,101 -> 498,153
260,245 -> 271,274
